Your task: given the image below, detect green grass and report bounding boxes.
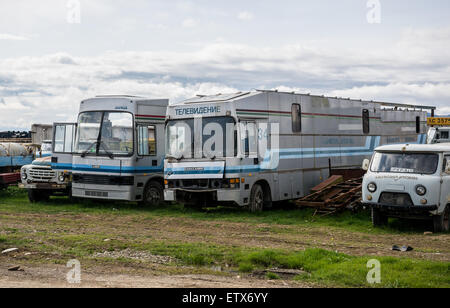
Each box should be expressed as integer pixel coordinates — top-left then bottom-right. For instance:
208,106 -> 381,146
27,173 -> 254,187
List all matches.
0,187 -> 434,235
1,187 -> 449,288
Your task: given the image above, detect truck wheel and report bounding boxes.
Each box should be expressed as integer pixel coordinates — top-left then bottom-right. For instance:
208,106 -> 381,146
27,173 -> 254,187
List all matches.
28,189 -> 49,203
140,181 -> 164,207
371,208 -> 388,227
433,205 -> 449,233
248,183 -> 270,213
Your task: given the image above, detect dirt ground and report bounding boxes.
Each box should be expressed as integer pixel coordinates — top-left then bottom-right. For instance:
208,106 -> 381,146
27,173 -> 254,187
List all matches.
1,211 -> 449,287
0,263 -> 308,288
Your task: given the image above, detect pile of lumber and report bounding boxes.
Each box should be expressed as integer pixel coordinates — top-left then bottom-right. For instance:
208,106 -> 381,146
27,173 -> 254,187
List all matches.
296,176 -> 363,216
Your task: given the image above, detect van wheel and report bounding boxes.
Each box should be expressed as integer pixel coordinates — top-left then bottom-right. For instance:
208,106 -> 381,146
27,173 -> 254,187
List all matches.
371,208 -> 388,226
248,183 -> 270,212
28,189 -> 49,203
433,205 -> 449,233
141,181 -> 164,207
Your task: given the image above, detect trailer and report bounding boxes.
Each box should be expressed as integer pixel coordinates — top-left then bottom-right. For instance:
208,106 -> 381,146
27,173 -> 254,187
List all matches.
65,96 -> 168,205
163,90 -> 435,211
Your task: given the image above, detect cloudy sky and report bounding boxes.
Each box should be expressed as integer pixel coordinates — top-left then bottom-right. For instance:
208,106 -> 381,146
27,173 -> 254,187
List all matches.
0,0 -> 449,130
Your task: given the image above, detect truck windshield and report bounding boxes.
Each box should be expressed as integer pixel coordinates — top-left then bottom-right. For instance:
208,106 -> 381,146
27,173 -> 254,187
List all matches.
370,152 -> 439,174
166,117 -> 236,159
74,111 -> 133,156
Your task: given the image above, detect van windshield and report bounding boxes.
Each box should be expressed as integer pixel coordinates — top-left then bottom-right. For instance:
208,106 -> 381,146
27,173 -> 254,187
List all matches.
166,117 -> 237,159
370,152 -> 439,174
74,111 -> 133,156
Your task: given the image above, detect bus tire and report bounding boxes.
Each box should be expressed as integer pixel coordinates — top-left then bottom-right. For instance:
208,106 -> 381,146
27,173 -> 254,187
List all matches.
371,208 -> 388,227
141,181 -> 164,207
433,205 -> 449,233
248,183 -> 269,213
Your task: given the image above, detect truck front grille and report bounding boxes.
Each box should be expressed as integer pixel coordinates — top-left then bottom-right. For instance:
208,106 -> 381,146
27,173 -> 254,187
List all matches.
379,192 -> 414,206
29,168 -> 55,181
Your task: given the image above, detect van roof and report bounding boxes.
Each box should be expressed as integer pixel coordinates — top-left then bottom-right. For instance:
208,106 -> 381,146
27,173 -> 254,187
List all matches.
375,143 -> 450,153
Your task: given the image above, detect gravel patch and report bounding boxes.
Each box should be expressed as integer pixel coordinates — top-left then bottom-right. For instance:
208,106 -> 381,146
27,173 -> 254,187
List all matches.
93,249 -> 176,264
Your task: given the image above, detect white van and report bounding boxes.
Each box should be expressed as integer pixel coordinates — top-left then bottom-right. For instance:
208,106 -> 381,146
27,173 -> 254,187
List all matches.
362,143 -> 450,232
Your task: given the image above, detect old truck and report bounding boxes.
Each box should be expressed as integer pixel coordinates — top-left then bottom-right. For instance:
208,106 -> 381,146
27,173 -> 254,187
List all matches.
427,117 -> 450,144
20,123 -> 75,202
362,143 -> 450,232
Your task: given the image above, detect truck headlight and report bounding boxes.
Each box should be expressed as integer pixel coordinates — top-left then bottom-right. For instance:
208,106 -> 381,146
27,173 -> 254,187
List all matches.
21,172 -> 27,180
367,182 -> 377,193
58,174 -> 66,182
415,185 -> 427,196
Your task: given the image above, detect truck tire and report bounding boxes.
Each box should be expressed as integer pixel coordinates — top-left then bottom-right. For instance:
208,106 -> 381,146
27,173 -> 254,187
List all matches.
433,205 -> 449,233
27,189 -> 49,203
140,181 -> 164,207
248,183 -> 269,213
371,208 -> 388,227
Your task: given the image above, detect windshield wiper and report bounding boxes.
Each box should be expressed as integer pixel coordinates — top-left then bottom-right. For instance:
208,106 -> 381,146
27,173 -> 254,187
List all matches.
80,141 -> 98,158
99,141 -> 114,159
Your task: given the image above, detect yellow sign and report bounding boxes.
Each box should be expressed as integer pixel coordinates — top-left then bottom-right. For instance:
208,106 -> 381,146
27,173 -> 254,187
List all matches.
427,117 -> 450,126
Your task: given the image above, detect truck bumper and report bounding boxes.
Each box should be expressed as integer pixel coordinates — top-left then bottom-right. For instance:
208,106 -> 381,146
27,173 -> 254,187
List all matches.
19,183 -> 69,190
363,203 -> 438,216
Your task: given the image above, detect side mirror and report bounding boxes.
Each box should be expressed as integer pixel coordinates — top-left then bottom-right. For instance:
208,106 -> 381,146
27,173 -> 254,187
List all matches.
362,159 -> 370,171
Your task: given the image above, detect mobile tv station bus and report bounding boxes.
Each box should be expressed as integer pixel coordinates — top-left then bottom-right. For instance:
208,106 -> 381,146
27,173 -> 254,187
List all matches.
164,90 -> 434,211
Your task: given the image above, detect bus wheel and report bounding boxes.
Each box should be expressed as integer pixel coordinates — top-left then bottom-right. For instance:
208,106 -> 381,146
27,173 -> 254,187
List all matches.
433,205 -> 449,233
248,183 -> 267,212
371,208 -> 388,227
141,181 -> 164,207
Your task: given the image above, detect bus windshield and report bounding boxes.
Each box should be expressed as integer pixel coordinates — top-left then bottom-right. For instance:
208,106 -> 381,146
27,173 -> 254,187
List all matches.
370,152 -> 439,175
74,111 -> 133,156
166,117 -> 236,159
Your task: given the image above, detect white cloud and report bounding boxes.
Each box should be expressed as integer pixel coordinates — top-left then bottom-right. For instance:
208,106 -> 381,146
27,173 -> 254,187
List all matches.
0,33 -> 29,41
237,11 -> 254,21
182,18 -> 197,28
1,27 -> 450,129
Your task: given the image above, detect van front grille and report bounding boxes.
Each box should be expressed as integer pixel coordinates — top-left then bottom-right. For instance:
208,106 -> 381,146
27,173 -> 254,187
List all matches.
379,192 -> 414,206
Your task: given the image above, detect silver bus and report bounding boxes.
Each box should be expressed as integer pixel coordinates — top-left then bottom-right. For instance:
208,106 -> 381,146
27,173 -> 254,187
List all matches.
59,96 -> 168,205
164,90 -> 434,211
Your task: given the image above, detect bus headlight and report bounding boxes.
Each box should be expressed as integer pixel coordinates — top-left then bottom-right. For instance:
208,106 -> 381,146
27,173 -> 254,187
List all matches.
367,182 -> 377,193
416,185 -> 427,196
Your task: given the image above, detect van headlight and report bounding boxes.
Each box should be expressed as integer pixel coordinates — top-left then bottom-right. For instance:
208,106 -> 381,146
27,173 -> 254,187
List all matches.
415,185 -> 427,196
367,182 -> 377,193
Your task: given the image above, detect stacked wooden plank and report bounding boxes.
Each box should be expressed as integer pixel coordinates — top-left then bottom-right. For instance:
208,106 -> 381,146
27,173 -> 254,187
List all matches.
296,177 -> 363,215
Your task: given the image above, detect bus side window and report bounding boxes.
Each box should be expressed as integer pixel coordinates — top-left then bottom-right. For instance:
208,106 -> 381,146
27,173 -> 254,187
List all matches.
362,109 -> 370,134
416,117 -> 421,134
137,125 -> 156,156
291,104 -> 301,133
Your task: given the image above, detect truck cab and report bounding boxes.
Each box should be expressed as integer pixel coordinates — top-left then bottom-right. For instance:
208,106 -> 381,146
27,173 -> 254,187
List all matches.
20,123 -> 75,202
426,117 -> 450,144
362,143 -> 450,232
